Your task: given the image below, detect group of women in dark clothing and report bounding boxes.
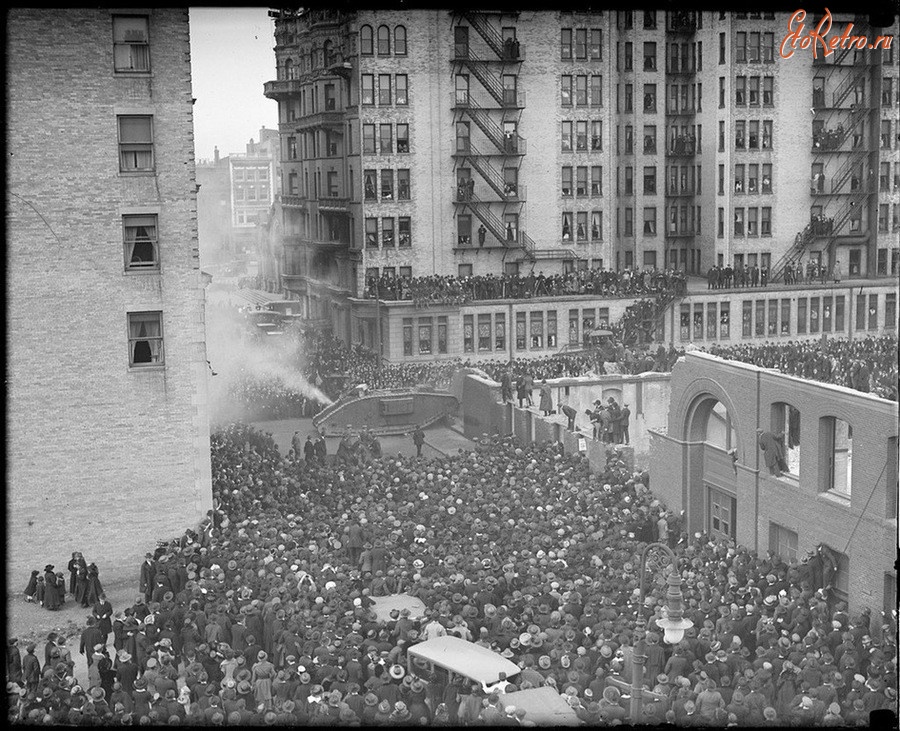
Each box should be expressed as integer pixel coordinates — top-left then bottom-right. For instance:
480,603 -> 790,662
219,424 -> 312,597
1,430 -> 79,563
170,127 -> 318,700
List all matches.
23,552 -> 105,612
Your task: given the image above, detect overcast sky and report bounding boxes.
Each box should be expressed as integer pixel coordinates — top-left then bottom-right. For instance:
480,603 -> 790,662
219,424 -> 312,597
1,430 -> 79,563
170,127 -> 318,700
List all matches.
189,7 -> 279,162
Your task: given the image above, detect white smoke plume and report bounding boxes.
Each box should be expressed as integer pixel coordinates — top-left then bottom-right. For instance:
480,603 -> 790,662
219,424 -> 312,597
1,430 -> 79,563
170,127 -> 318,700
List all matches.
204,297 -> 333,425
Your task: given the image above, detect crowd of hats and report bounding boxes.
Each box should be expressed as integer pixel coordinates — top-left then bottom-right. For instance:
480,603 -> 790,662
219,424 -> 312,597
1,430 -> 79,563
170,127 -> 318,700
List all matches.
703,335 -> 898,402
8,421 -> 897,726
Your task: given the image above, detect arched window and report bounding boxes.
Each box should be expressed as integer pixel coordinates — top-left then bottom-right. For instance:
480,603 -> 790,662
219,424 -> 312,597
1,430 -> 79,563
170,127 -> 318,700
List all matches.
360,25 -> 373,55
283,58 -> 293,80
394,25 -> 407,55
323,39 -> 334,66
377,25 -> 391,55
310,45 -> 319,68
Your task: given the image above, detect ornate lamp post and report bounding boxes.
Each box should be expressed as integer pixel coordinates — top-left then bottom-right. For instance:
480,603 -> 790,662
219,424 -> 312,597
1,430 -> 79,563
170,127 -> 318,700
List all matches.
629,542 -> 693,722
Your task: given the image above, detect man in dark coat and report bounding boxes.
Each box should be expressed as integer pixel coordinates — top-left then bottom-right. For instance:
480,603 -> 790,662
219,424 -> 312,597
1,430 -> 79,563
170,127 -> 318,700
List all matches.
347,522 -> 366,566
561,404 -> 577,432
67,552 -> 86,595
93,593 -> 114,642
620,404 -> 631,445
412,427 -> 425,457
80,617 -> 105,667
7,638 -> 23,685
314,434 -> 327,464
757,429 -> 786,476
303,436 -> 316,462
22,643 -> 40,693
43,565 -> 60,610
139,554 -> 156,603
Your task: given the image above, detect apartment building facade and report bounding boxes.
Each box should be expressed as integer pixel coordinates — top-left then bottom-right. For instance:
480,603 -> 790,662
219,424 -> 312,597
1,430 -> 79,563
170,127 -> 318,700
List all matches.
7,8 -> 213,586
263,9 -> 899,357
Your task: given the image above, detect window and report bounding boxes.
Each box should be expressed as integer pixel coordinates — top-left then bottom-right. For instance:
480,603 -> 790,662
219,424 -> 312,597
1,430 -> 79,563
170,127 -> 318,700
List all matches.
748,32 -> 760,63
763,32 -> 774,62
128,311 -> 163,366
624,83 -> 633,112
591,166 -> 602,196
395,74 -> 408,105
888,437 -> 898,518
624,166 -> 633,195
734,208 -> 744,236
591,121 -> 602,151
378,74 -> 391,105
365,217 -> 378,247
394,26 -> 407,55
547,311 -> 557,348
643,207 -> 657,235
643,11 -> 656,29
735,32 -> 746,63
644,42 -> 656,71
735,120 -> 745,149
624,125 -> 633,154
530,312 -> 544,349
886,293 -> 896,329
576,166 -> 588,196
379,124 -> 392,154
360,25 -> 373,55
882,120 -> 892,149
377,25 -> 390,55
380,169 -> 393,200
643,166 -> 656,195
624,41 -> 633,70
561,121 -> 572,152
398,217 -> 411,247
397,169 -> 410,200
643,83 -> 656,112
734,164 -> 745,194
763,76 -> 773,106
624,207 -> 634,237
361,74 -> 375,105
516,312 -> 527,350
113,15 -> 150,72
769,523 -> 799,563
762,120 -> 772,149
457,215 -> 471,246
561,75 -> 572,106
123,214 -> 158,270
362,124 -> 376,154
561,166 -> 573,197
644,125 -> 656,154
821,417 -> 853,496
762,164 -> 772,193
561,211 -> 573,240
720,302 -> 730,339
575,28 -> 587,59
574,75 -> 587,106
118,116 -> 153,172
719,33 -> 725,65
396,124 -> 409,153
591,210 -> 602,240
576,211 -> 588,241
747,207 -> 758,236
590,29 -> 602,60
761,207 -> 771,236
561,28 -> 573,60
477,314 -> 492,351
880,203 -> 890,233
576,121 -> 588,151
735,76 -> 746,106
590,75 -> 602,106
748,120 -> 759,149
495,313 -> 506,351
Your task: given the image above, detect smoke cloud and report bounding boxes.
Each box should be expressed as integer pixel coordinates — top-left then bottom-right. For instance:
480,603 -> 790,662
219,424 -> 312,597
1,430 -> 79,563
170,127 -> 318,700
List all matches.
204,296 -> 333,425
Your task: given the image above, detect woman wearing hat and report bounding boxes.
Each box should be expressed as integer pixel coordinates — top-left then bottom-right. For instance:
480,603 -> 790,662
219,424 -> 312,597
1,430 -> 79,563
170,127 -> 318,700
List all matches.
23,570 -> 39,603
251,650 -> 276,711
42,565 -> 60,611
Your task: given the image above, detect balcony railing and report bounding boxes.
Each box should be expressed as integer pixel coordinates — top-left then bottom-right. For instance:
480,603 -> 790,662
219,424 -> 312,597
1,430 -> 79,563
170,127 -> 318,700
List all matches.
280,194 -> 308,209
295,110 -> 345,131
264,79 -> 304,98
317,196 -> 351,213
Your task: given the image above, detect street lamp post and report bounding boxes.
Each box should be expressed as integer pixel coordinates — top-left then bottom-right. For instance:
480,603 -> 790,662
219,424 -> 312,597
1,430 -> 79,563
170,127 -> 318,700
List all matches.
629,542 -> 693,722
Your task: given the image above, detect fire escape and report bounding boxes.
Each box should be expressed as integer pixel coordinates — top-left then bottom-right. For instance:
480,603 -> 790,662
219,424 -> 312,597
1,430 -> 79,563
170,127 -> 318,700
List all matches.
770,18 -> 877,282
450,12 -> 570,262
663,10 -> 699,275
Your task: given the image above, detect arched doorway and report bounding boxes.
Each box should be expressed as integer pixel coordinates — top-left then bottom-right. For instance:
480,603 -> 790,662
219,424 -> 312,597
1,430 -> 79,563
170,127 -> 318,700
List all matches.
685,395 -> 739,543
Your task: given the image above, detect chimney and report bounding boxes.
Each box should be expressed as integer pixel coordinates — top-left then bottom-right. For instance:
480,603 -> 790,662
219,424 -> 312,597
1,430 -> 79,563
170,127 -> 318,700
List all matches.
214,146 -> 219,165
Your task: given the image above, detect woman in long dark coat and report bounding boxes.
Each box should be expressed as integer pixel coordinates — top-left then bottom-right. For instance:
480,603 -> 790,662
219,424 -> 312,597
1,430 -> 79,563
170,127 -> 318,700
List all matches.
86,563 -> 104,606
74,566 -> 89,608
43,566 -> 60,610
55,572 -> 66,606
23,570 -> 39,602
67,552 -> 86,595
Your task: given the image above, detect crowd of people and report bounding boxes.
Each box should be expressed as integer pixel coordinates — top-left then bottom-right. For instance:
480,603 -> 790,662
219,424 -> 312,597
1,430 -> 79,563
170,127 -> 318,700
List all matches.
701,335 -> 898,402
7,424 -> 897,726
363,268 -> 688,307
225,371 -> 318,422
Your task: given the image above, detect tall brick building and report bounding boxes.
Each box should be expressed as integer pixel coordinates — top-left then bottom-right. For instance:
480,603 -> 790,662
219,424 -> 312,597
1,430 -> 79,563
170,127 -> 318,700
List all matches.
7,8 -> 213,587
650,352 -> 898,617
262,9 -> 898,360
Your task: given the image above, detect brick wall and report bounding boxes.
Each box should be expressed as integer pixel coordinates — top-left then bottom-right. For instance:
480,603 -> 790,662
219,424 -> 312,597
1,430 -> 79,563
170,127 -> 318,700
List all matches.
650,351 -> 898,617
6,8 -> 212,591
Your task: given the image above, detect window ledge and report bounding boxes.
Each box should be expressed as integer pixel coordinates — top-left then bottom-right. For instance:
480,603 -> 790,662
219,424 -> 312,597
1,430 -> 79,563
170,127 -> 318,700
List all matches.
819,489 -> 852,507
124,268 -> 160,275
128,364 -> 166,373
